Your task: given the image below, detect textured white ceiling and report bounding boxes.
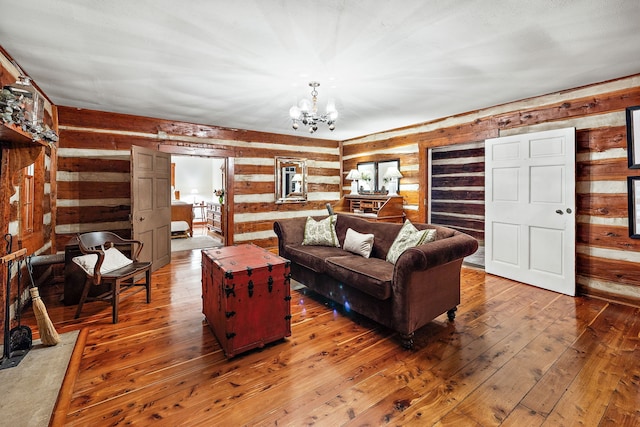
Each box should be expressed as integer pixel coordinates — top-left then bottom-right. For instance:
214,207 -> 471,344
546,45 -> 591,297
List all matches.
1,0 -> 640,141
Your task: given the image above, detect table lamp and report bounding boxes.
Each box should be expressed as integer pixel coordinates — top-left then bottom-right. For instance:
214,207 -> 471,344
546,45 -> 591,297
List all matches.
345,169 -> 361,195
383,167 -> 403,196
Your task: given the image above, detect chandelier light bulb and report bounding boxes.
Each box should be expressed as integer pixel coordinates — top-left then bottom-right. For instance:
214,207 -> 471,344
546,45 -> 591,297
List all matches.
289,105 -> 301,119
298,98 -> 312,113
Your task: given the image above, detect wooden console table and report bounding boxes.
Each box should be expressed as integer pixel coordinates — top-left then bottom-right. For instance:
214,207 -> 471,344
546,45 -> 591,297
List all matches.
333,194 -> 404,223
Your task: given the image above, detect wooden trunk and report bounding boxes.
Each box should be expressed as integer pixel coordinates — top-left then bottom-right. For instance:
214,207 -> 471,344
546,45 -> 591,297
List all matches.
201,244 -> 291,358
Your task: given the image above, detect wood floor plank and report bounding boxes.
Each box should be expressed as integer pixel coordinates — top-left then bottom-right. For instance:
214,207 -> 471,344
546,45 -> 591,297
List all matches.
18,247 -> 639,426
541,304 -> 639,426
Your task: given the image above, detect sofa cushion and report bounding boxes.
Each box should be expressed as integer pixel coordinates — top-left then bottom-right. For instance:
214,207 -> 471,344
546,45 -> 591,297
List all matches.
386,219 -> 437,264
343,228 -> 374,258
325,255 -> 393,300
285,244 -> 348,273
302,215 -> 340,247
335,214 -> 405,260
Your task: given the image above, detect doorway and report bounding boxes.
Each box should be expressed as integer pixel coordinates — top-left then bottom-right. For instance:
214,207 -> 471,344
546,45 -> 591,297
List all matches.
171,155 -> 228,246
428,141 -> 486,267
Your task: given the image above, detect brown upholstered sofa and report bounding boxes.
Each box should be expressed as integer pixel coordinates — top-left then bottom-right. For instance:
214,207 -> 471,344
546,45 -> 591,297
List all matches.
273,214 -> 478,348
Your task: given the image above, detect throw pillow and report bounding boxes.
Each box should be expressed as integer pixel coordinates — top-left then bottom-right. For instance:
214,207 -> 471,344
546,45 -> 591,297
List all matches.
343,228 -> 375,258
73,247 -> 134,276
302,215 -> 340,247
386,220 -> 437,264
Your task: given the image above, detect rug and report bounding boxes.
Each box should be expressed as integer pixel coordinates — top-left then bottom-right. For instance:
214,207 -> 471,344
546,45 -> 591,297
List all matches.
0,330 -> 81,427
171,235 -> 222,252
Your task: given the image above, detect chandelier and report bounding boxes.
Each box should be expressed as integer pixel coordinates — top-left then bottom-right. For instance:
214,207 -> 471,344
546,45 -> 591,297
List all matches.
289,82 -> 338,133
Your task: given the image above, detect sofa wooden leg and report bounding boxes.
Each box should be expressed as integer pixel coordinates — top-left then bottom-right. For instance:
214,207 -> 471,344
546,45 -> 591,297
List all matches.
400,333 -> 414,349
447,307 -> 457,321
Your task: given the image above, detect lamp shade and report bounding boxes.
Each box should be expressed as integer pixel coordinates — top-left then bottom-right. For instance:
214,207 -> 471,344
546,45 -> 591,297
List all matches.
291,173 -> 302,183
383,167 -> 403,179
345,169 -> 361,180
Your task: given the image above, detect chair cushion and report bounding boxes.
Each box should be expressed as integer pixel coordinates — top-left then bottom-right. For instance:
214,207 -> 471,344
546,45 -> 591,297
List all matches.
72,247 -> 133,276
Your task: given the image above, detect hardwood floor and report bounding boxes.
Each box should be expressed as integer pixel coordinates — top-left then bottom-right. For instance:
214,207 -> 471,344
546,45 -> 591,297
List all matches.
21,249 -> 640,426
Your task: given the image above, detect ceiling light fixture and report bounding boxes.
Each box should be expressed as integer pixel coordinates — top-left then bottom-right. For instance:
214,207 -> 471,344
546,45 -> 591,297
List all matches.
289,82 -> 338,133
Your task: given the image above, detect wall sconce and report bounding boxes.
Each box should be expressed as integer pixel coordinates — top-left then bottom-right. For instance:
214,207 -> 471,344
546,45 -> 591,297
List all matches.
345,169 -> 361,195
383,167 -> 403,196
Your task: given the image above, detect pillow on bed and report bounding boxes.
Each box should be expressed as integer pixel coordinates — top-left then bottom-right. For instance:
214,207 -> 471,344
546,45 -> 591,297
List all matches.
72,247 -> 133,276
343,228 -> 374,258
302,215 -> 340,247
386,220 -> 437,264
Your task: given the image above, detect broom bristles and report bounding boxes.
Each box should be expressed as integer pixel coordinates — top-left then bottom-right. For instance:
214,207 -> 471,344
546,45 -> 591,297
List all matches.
30,287 -> 60,346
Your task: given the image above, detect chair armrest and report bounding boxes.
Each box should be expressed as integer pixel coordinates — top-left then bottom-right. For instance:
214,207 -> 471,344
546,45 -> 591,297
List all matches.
107,239 -> 144,261
76,246 -> 106,284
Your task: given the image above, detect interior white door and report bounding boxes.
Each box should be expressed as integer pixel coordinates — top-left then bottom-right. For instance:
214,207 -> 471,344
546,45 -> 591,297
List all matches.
131,145 -> 171,272
485,127 -> 576,296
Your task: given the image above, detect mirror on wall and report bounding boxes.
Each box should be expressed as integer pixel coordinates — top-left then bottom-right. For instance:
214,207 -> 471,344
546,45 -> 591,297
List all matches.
357,159 -> 400,193
275,157 -> 307,203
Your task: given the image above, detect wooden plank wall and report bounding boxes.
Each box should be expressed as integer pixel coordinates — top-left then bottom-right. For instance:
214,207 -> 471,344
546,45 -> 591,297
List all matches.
55,107 -> 340,252
0,47 -> 58,339
342,143 -> 421,221
429,142 -> 485,242
343,74 -> 640,306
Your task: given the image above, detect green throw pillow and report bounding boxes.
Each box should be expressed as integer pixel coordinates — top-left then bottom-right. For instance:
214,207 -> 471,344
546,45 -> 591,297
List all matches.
386,220 -> 437,264
302,215 -> 340,247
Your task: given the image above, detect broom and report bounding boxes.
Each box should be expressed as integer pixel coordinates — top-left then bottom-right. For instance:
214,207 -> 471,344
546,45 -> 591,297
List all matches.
27,256 -> 60,346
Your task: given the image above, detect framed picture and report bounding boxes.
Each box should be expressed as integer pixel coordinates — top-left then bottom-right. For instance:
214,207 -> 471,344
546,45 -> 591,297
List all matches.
626,105 -> 640,168
629,176 -> 640,239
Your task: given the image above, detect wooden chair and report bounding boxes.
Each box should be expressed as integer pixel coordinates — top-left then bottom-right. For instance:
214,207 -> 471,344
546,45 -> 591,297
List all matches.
73,231 -> 152,323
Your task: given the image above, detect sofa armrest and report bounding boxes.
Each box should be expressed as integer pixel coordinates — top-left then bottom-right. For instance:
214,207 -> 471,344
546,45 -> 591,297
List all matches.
393,231 -> 478,274
390,231 -> 478,337
273,217 -> 309,254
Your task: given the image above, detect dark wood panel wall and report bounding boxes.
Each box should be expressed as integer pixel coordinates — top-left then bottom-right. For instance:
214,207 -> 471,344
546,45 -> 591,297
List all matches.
55,107 -> 340,252
342,74 -> 640,305
429,142 -> 485,242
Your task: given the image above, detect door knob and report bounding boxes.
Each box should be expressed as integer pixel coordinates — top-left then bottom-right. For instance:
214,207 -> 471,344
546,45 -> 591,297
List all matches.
555,209 -> 563,215
566,208 -> 572,214
139,216 -> 145,221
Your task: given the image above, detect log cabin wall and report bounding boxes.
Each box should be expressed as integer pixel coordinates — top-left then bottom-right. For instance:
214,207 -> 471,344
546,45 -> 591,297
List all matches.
429,141 -> 485,243
55,107 -> 340,252
343,74 -> 640,306
0,47 -> 58,340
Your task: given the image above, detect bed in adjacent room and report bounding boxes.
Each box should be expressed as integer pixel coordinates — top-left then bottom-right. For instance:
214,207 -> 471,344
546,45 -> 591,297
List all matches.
171,201 -> 193,238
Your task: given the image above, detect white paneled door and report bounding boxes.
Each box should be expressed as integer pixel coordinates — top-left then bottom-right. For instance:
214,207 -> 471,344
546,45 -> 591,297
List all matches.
485,128 -> 576,296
